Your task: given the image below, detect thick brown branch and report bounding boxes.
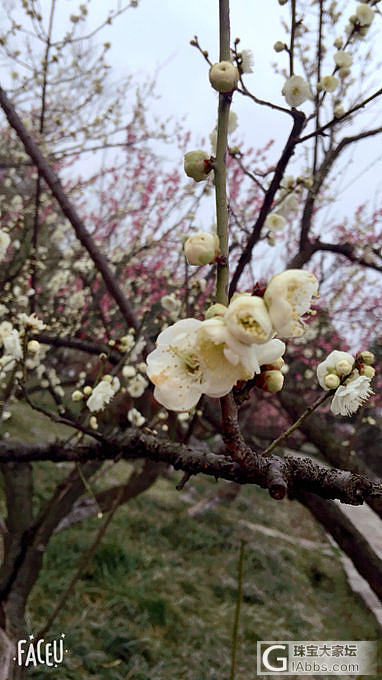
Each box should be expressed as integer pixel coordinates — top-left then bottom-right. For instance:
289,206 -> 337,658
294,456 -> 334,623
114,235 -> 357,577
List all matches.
0,432 -> 380,506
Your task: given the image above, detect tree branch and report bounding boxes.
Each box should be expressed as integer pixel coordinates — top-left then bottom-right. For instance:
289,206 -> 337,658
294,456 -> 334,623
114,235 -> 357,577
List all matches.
0,432 -> 380,506
0,84 -> 140,334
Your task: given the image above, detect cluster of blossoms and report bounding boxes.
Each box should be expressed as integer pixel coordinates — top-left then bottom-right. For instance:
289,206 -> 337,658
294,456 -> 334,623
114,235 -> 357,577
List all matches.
0,313 -> 45,377
317,349 -> 375,416
146,269 -> 319,411
278,3 -> 374,110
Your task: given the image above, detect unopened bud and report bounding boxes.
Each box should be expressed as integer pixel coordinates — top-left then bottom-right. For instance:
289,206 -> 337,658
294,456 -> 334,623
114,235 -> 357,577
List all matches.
83,385 -> 93,396
333,37 -> 343,48
324,373 -> 340,390
261,370 -> 284,393
205,303 -> 227,319
274,41 -> 285,52
209,61 -> 239,93
27,340 -> 40,353
360,365 -> 375,379
184,232 -> 219,266
336,359 -> 353,376
184,150 -> 211,182
89,416 -> 98,430
103,374 -> 113,383
359,350 -> 375,365
71,390 -> 83,402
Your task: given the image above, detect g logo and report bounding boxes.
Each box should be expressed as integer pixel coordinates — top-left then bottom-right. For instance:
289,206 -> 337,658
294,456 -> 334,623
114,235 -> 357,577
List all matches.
257,643 -> 288,673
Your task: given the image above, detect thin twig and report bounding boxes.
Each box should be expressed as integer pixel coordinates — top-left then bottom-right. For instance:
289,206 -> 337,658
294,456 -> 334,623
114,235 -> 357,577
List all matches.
262,392 -> 331,456
36,485 -> 125,640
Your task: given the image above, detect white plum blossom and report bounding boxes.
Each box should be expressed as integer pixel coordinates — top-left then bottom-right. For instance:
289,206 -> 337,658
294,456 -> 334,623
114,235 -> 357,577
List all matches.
240,49 -> 254,73
224,295 -> 273,345
265,213 -> 286,231
282,75 -> 311,108
122,365 -> 136,379
127,373 -> 148,398
316,350 -> 355,389
356,3 -> 374,26
330,371 -> 373,416
0,321 -> 13,347
146,317 -> 285,412
0,230 -> 10,260
334,50 -> 353,68
86,377 -> 120,412
264,269 -> 319,338
18,313 -> 46,332
277,192 -> 299,218
161,294 -> 181,315
127,407 -> 146,427
3,329 -> 22,360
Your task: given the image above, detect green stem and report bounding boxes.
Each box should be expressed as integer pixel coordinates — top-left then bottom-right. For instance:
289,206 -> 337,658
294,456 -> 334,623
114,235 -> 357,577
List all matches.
214,0 -> 231,305
230,539 -> 246,680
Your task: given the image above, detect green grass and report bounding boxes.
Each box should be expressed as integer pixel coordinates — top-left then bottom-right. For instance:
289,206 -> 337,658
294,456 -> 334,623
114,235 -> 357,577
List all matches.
25,474 -> 380,680
2,404 -> 380,678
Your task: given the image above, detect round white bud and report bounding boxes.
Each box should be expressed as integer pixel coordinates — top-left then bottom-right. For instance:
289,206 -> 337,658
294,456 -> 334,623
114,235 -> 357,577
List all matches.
359,350 -> 375,365
83,385 -> 93,396
27,340 -> 40,353
274,41 -> 285,53
184,150 -> 211,182
205,303 -> 227,319
209,61 -> 239,93
89,416 -> 98,430
261,370 -> 284,393
184,232 -> 220,266
360,365 -> 375,379
72,390 -> 83,402
336,359 -> 353,376
324,374 -> 340,390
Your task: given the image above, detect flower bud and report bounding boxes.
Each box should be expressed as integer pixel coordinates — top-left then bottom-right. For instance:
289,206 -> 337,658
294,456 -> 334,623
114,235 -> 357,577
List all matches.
184,232 -> 219,266
184,150 -> 211,182
89,415 -> 98,430
205,303 -> 227,319
209,61 -> 239,93
360,365 -> 375,379
338,67 -> 351,80
274,41 -> 285,53
27,340 -> 40,353
103,374 -> 113,383
356,3 -> 374,27
324,373 -> 340,390
334,104 -> 345,118
318,75 -> 338,93
359,350 -> 375,365
333,37 -> 343,48
83,385 -> 93,396
260,369 -> 284,393
72,390 -> 83,402
336,359 -> 353,376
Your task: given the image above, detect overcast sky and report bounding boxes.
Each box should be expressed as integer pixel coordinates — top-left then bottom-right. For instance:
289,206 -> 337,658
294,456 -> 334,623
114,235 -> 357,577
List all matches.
86,0 -> 382,224
3,0 -> 382,227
